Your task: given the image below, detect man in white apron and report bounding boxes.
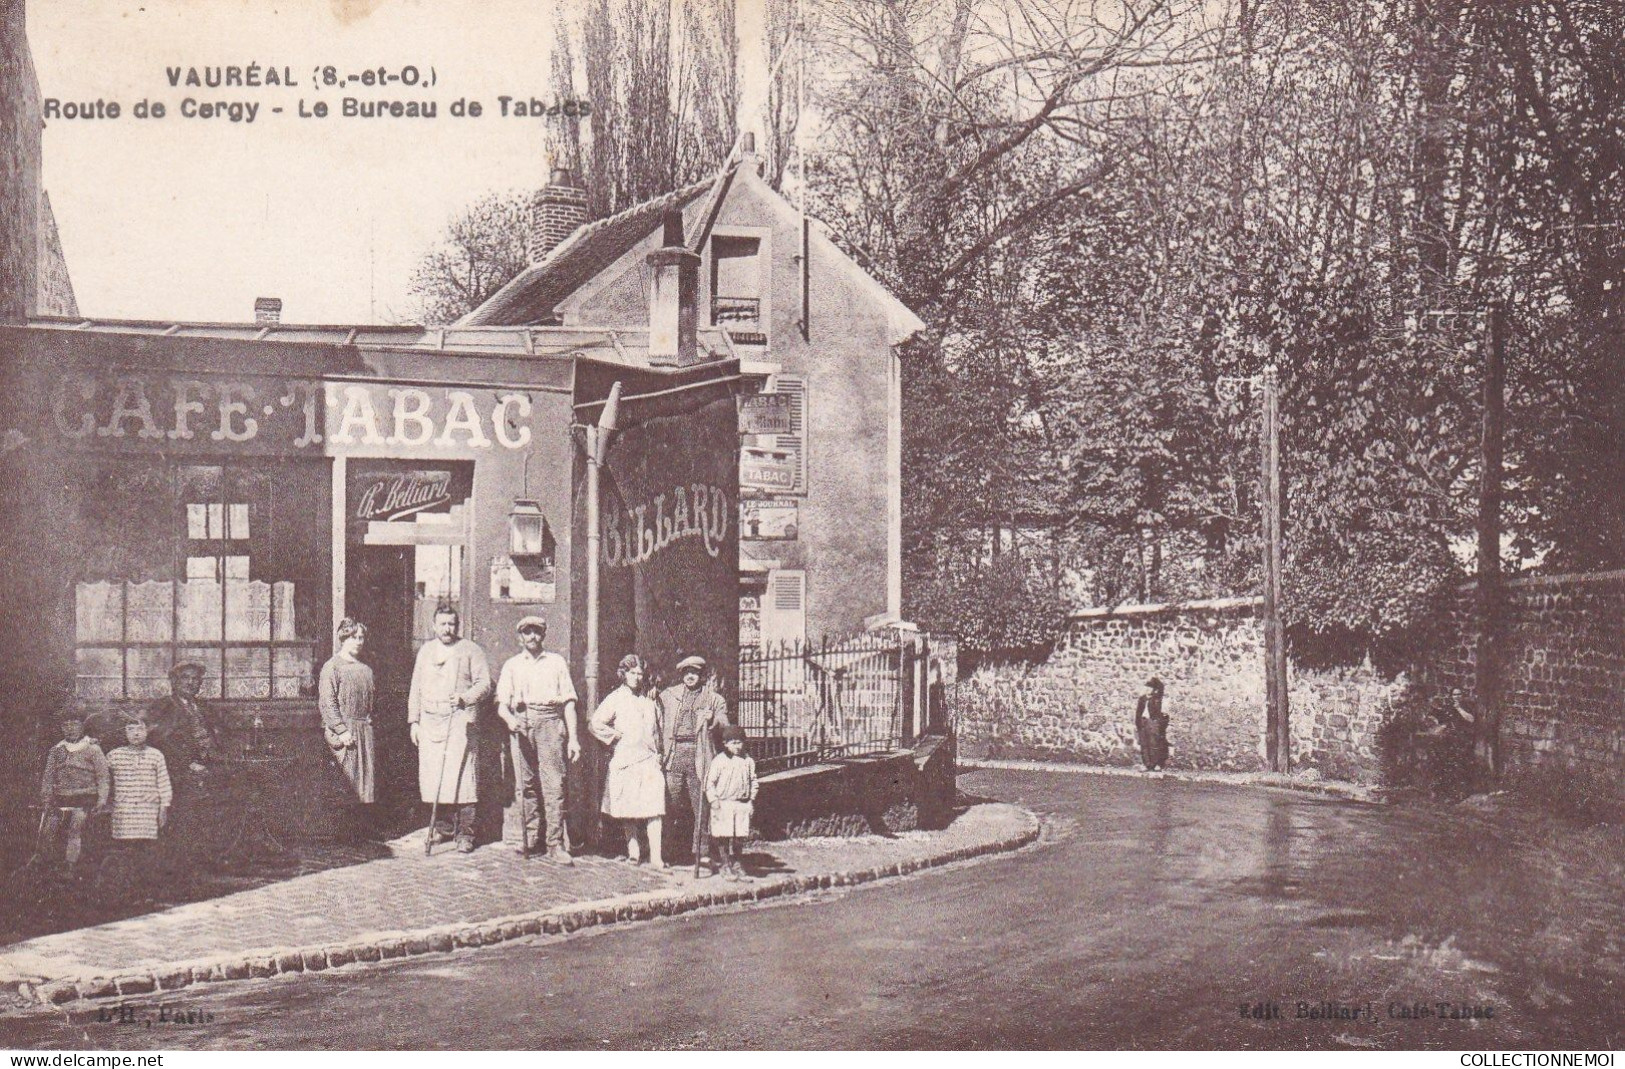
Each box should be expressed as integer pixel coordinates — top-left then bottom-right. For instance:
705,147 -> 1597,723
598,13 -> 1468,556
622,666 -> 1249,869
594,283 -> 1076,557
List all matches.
408,606 -> 492,853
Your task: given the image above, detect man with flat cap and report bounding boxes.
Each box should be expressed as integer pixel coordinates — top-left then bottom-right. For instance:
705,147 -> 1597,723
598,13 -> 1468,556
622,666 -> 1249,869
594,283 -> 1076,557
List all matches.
496,614 -> 580,864
659,654 -> 731,870
140,662 -> 219,774
131,661 -> 220,869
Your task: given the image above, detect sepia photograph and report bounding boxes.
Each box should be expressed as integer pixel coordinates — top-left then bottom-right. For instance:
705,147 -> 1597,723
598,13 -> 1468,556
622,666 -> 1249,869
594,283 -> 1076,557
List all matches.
0,0 -> 1621,1055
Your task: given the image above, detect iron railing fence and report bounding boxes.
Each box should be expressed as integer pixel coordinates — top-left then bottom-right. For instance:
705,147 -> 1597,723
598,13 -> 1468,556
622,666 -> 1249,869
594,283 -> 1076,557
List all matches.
737,634 -> 905,774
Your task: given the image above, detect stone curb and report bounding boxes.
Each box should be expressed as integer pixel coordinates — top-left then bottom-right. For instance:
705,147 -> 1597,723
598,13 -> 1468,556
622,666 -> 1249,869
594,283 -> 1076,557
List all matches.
959,757 -> 1383,804
10,809 -> 1040,1010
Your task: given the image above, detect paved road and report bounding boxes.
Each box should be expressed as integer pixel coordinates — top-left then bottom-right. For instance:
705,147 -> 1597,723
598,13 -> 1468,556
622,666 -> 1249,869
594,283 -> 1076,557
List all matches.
3,768 -> 1619,1050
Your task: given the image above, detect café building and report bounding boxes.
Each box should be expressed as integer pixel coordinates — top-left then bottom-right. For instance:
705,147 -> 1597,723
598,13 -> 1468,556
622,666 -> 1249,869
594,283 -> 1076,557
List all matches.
0,281 -> 740,838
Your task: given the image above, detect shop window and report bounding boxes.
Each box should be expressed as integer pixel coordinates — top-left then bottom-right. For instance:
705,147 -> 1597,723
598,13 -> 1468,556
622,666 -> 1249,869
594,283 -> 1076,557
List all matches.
70,460 -> 329,701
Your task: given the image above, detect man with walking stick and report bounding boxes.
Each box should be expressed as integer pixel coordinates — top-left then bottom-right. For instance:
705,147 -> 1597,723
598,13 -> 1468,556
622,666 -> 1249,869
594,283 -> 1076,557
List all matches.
409,605 -> 492,854
659,655 -> 731,874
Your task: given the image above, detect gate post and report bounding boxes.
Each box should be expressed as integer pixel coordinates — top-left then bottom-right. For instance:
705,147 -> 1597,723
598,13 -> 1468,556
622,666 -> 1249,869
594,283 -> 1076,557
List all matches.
900,634 -> 919,745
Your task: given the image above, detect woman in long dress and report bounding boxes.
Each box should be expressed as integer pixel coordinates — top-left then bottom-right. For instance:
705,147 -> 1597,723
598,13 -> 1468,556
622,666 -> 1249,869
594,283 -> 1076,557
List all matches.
589,654 -> 666,867
319,618 -> 377,837
1134,676 -> 1169,771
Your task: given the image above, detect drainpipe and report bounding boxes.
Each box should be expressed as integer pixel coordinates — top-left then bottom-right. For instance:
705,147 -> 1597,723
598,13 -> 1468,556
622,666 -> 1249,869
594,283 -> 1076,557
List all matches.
584,381 -> 623,714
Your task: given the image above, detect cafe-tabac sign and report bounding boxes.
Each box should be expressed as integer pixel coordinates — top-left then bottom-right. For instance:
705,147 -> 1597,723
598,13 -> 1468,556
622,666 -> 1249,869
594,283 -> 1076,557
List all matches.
43,371 -> 540,456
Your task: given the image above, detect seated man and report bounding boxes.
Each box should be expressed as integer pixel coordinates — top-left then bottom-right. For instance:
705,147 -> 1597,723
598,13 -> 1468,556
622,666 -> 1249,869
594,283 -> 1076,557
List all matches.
145,662 -> 220,774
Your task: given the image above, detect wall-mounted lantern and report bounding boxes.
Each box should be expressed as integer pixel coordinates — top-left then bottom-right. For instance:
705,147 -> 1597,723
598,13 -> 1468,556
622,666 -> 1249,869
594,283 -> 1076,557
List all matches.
509,499 -> 551,559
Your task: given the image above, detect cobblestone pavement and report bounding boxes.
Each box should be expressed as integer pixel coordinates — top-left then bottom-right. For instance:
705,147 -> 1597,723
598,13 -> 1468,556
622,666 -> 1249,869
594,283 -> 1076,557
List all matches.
3,770 -> 1618,1049
0,803 -> 1037,1006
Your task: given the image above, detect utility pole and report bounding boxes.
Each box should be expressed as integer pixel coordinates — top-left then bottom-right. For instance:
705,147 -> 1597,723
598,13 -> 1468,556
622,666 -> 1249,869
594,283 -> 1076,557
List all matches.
1260,365 -> 1290,773
1219,364 -> 1290,772
1474,305 -> 1506,788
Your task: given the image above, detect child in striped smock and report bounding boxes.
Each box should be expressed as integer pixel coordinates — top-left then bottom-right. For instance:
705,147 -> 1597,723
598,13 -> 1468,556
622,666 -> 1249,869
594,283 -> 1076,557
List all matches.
107,720 -> 172,843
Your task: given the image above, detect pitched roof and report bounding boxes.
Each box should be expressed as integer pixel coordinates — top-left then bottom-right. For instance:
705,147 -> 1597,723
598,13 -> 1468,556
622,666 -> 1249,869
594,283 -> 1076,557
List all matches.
460,157 -> 926,347
459,173 -> 719,327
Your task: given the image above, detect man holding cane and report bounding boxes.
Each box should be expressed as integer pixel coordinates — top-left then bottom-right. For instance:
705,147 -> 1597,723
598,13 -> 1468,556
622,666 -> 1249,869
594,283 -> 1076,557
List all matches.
659,654 -> 731,872
496,615 -> 580,865
409,606 -> 492,854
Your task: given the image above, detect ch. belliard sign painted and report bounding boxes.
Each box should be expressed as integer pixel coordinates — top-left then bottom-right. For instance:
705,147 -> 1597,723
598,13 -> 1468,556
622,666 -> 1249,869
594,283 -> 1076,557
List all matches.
47,373 -> 537,452
602,483 -> 730,568
354,470 -> 454,521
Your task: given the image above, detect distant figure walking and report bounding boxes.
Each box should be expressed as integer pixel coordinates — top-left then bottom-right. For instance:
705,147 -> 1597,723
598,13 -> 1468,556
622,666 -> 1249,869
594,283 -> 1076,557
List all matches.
1135,677 -> 1169,771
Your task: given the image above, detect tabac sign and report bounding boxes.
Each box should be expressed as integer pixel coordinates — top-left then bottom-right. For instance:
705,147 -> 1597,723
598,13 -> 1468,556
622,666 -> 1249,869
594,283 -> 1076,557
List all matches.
41,371 -> 540,457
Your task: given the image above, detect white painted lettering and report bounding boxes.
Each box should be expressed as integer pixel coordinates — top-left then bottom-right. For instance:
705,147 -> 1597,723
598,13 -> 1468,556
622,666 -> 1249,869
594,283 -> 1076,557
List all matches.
492,393 -> 532,448
211,383 -> 258,442
389,388 -> 434,446
331,385 -> 386,445
435,390 -> 492,448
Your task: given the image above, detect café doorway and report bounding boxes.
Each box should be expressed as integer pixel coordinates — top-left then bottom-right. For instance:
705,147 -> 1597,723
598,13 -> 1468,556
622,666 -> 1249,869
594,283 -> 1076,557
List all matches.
343,461 -> 473,829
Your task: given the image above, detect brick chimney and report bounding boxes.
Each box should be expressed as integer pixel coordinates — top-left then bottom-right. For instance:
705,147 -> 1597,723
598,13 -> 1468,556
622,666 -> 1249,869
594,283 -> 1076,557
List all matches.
530,167 -> 589,264
739,131 -> 761,175
253,297 -> 282,324
646,210 -> 700,367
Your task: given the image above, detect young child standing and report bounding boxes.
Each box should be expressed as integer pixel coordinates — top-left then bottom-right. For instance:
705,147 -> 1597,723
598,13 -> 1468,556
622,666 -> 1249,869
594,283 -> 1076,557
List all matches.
107,720 -> 172,846
39,713 -> 110,875
705,725 -> 758,882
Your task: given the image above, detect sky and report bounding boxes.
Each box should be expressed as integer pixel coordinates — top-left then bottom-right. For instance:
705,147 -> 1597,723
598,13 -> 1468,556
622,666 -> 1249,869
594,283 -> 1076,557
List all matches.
30,1 -> 572,324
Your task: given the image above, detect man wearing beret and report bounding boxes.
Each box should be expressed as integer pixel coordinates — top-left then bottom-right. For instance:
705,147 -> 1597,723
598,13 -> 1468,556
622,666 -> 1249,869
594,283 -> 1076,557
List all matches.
496,615 -> 580,864
659,655 -> 731,870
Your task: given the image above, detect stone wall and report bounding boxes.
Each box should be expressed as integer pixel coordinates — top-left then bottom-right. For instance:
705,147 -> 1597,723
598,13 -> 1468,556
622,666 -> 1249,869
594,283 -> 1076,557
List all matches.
1415,571 -> 1625,810
754,737 -> 955,839
950,574 -> 1623,800
1290,663 -> 1408,783
953,598 -> 1269,771
951,597 -> 1404,783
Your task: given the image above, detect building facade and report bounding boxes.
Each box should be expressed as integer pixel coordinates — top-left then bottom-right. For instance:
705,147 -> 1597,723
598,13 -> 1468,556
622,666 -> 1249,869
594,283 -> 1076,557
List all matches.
0,318 -> 739,838
465,154 -> 925,648
1,2 -> 77,323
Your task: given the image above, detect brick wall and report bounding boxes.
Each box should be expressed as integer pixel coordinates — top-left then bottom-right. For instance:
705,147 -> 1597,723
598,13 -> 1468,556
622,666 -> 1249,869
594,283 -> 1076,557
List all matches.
1415,571 -> 1625,810
950,597 -> 1404,782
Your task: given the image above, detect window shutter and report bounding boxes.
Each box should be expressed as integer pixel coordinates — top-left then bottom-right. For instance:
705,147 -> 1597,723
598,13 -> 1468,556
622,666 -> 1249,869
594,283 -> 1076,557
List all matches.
768,373 -> 808,495
760,569 -> 806,648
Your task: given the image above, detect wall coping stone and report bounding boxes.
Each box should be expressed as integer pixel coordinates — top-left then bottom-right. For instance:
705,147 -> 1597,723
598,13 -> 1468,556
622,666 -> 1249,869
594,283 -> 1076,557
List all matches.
1068,595 -> 1263,620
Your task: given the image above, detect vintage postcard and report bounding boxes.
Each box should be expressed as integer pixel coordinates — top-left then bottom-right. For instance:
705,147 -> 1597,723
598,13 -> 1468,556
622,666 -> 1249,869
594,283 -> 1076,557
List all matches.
0,0 -> 1620,1056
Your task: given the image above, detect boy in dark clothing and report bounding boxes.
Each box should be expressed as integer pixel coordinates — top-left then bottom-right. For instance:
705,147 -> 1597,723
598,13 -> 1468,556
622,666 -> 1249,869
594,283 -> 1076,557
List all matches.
40,714 -> 111,874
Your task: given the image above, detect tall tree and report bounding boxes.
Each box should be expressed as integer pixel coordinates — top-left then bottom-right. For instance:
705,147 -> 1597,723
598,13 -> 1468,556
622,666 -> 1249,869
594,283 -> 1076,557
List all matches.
548,0 -> 741,218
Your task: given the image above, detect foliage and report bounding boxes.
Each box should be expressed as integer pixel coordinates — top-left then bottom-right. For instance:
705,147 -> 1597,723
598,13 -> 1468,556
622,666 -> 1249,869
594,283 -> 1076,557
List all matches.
407,192 -> 531,325
823,0 -> 1625,655
907,555 -> 1070,657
